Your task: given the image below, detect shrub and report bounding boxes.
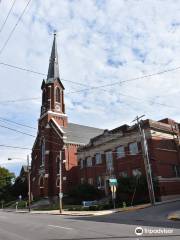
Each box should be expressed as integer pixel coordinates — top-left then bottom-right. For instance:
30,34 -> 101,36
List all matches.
68,183 -> 103,204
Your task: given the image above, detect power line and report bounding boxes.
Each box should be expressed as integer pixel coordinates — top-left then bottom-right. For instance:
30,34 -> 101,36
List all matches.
67,65 -> 180,94
0,62 -> 93,87
0,117 -> 36,129
119,92 -> 178,109
0,124 -> 36,138
0,62 -> 45,76
0,144 -> 31,150
0,0 -> 17,34
1,62 -> 180,92
0,0 -> 32,56
0,97 -> 40,104
0,62 -> 179,109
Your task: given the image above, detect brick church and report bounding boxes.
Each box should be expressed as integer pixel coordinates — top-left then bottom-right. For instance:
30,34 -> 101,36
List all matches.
31,33 -> 104,199
31,33 -> 180,202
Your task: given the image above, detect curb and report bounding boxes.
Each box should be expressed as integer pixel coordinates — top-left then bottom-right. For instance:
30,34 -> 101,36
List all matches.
0,204 -> 151,217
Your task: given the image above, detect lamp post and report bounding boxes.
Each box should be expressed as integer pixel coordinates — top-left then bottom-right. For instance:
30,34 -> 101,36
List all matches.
8,155 -> 31,212
59,150 -> 62,214
59,145 -> 66,214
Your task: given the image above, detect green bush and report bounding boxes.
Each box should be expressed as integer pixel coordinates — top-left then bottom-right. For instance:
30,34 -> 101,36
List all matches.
116,176 -> 158,205
68,183 -> 103,204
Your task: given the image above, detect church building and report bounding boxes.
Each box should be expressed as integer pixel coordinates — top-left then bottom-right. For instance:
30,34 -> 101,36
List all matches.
31,33 -> 104,200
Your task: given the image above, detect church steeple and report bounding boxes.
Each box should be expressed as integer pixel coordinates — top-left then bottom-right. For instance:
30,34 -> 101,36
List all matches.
47,32 -> 59,81
40,33 -> 67,127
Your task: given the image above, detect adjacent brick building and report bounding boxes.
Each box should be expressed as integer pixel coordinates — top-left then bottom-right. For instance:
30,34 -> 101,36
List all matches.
77,118 -> 180,201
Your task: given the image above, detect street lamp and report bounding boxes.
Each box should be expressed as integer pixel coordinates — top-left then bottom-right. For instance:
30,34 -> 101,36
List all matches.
59,145 -> 66,214
8,155 -> 31,212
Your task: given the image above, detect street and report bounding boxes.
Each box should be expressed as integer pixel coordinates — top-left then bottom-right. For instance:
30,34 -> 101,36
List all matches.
0,201 -> 180,240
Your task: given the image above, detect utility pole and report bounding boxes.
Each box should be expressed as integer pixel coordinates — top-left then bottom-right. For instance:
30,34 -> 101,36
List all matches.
27,155 -> 31,212
59,150 -> 62,214
133,115 -> 156,205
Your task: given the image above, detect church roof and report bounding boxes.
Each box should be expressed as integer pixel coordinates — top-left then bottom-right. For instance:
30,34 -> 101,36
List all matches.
62,123 -> 104,145
47,32 -> 60,82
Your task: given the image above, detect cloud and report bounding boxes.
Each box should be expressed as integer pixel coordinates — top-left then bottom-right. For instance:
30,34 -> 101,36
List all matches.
0,0 -> 180,175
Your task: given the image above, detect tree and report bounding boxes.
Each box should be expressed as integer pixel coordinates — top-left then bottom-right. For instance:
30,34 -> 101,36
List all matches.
68,183 -> 103,204
0,166 -> 15,201
0,166 -> 15,188
11,176 -> 28,198
116,176 -> 149,205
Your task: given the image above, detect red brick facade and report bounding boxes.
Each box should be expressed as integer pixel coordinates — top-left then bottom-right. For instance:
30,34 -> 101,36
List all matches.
31,34 -> 103,200
78,119 -> 180,201
31,34 -> 180,203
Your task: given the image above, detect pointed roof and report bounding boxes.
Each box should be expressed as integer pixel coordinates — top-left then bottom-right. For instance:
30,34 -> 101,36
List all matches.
47,32 -> 60,81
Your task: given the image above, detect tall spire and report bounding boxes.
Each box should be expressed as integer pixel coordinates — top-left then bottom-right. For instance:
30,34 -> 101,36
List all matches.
47,32 -> 59,80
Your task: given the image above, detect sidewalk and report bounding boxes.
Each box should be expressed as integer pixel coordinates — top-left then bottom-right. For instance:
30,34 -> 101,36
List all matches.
9,203 -> 151,216
1,203 -> 150,216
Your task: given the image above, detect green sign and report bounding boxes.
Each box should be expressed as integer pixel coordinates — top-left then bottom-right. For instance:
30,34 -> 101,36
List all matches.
109,178 -> 118,186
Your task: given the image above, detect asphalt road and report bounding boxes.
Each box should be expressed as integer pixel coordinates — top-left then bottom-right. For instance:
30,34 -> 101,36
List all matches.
0,201 -> 180,240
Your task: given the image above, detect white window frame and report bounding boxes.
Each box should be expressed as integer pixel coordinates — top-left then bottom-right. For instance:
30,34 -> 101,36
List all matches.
117,146 -> 125,158
80,159 -> 84,169
119,171 -> 128,177
86,157 -> 92,167
129,142 -> 139,155
80,177 -> 84,184
88,178 -> 93,185
95,153 -> 102,164
105,151 -> 113,171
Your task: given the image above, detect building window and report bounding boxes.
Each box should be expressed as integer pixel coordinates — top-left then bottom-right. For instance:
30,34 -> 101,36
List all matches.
42,89 -> 46,103
119,171 -> 128,177
86,157 -> 92,167
56,156 -> 60,174
117,146 -> 125,158
88,178 -> 93,185
132,168 -> 142,177
41,138 -> 45,166
172,165 -> 180,177
56,177 -> 60,187
80,159 -> 84,169
55,87 -> 61,102
39,176 -> 44,188
106,151 -> 113,172
96,176 -> 103,188
95,153 -> 102,164
129,142 -> 139,155
80,178 -> 84,184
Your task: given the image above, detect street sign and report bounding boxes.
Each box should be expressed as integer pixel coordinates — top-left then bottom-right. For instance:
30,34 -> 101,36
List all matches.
59,193 -> 63,198
109,178 -> 118,186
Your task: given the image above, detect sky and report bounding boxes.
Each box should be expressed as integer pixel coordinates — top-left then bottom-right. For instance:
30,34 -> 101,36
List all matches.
0,0 -> 180,176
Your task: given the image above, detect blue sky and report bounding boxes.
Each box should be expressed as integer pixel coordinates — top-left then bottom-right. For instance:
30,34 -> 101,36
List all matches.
0,0 -> 180,175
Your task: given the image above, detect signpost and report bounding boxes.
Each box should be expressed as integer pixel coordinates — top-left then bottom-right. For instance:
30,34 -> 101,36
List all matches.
109,178 -> 117,209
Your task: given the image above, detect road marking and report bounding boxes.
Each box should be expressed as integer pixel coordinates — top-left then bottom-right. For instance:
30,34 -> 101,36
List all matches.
48,224 -> 73,230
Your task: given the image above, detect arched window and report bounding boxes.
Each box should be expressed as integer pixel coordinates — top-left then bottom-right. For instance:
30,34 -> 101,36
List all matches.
42,89 -> 46,104
56,156 -> 60,174
56,177 -> 60,187
41,138 -> 45,166
55,87 -> 61,102
39,176 -> 44,188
